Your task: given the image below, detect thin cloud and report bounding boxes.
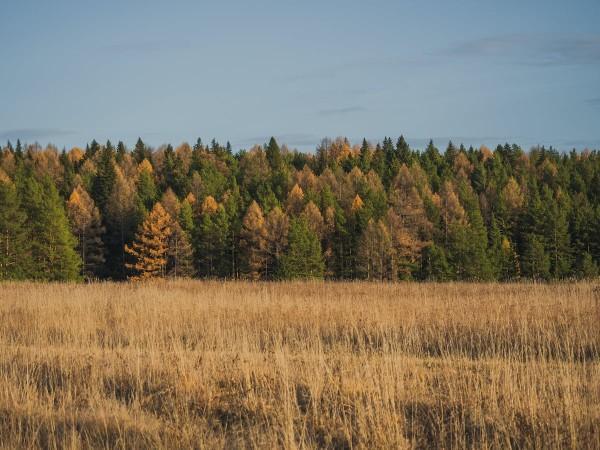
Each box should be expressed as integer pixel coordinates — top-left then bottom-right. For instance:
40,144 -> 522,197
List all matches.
0,128 -> 75,142
318,106 -> 366,116
442,33 -> 600,66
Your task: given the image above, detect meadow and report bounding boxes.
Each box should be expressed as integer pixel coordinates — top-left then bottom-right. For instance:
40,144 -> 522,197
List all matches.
0,281 -> 598,449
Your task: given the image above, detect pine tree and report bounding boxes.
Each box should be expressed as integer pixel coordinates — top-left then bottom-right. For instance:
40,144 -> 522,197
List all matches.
66,185 -> 105,279
116,141 -> 127,163
420,244 -> 450,281
136,159 -> 157,213
265,136 -> 282,170
105,167 -> 139,279
167,221 -> 195,278
195,202 -> 231,277
521,233 -> 551,280
132,137 -> 150,164
91,142 -> 116,214
125,202 -> 172,280
264,206 -> 290,278
19,173 -> 81,280
279,218 -> 324,279
0,178 -> 31,279
359,138 -> 370,173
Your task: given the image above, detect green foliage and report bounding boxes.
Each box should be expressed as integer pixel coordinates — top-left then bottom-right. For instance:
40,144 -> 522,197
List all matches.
420,244 -> 450,281
19,173 -> 81,280
0,180 -> 32,279
4,136 -> 600,282
279,218 -> 324,280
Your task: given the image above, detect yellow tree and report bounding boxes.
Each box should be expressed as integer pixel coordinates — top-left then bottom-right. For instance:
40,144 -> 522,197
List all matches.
301,201 -> 325,239
265,206 -> 290,278
239,201 -> 268,280
286,183 -> 305,216
125,202 -> 172,280
357,219 -> 394,280
66,185 -> 105,279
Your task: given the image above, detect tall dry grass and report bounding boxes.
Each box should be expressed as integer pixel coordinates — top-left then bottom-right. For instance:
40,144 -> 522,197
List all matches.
0,281 -> 598,449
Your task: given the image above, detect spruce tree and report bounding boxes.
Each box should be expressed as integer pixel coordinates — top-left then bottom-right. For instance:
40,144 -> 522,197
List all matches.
19,173 -> 81,280
265,136 -> 282,170
0,178 -> 31,279
91,142 -> 116,214
279,218 -> 324,279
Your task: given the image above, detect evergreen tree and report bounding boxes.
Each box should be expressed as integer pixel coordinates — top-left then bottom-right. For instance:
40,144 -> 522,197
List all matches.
116,141 -> 127,163
279,218 -> 324,279
105,167 -> 139,279
521,233 -> 551,280
132,137 -> 150,164
265,136 -> 282,170
167,220 -> 195,278
19,173 -> 81,280
91,142 -> 116,214
0,178 -> 31,279
136,159 -> 158,213
420,244 -> 450,281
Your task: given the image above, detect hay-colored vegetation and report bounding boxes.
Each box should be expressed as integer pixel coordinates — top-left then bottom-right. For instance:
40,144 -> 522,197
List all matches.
0,281 -> 599,449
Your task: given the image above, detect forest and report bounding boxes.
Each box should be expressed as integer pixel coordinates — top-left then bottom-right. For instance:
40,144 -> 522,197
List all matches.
0,136 -> 599,282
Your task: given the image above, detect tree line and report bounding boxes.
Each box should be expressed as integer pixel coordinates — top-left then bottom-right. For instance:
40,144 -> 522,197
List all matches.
1,136 -> 599,281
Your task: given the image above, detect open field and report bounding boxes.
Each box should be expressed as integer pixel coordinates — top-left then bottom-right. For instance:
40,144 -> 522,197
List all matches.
0,282 -> 599,449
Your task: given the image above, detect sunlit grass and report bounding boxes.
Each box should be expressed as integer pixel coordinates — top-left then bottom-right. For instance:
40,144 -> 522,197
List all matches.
0,281 -> 598,448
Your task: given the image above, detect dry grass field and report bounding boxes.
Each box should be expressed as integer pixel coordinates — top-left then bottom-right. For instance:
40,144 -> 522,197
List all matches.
0,281 -> 598,449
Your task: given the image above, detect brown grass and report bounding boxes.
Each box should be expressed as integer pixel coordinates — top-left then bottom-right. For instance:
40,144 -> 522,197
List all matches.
0,281 -> 598,449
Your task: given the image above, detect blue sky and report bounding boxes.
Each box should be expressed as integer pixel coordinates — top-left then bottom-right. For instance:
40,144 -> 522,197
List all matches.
1,0 -> 599,151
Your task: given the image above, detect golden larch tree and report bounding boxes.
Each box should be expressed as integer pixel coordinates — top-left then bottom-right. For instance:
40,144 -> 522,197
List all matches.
239,201 -> 268,280
286,184 -> 305,216
66,184 -> 105,279
125,202 -> 172,280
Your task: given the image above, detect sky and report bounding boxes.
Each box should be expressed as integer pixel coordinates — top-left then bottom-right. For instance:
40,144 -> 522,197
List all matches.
1,0 -> 599,152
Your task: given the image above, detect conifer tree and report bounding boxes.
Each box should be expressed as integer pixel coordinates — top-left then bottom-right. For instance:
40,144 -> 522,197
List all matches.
286,183 -> 305,216
67,185 -> 105,279
19,173 -> 81,280
264,206 -> 290,278
91,142 -> 116,214
132,137 -> 150,164
136,159 -> 157,213
239,201 -> 268,280
279,218 -> 324,279
125,202 -> 172,280
420,244 -> 450,281
167,221 -> 195,278
0,177 -> 31,279
195,202 -> 231,277
357,218 -> 393,280
266,136 -> 282,170
105,167 -> 139,279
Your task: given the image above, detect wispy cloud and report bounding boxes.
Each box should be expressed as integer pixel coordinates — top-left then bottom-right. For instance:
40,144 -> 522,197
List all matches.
318,106 -> 366,116
0,128 -> 75,142
442,34 -> 600,66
